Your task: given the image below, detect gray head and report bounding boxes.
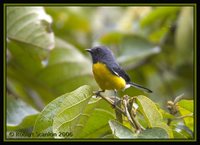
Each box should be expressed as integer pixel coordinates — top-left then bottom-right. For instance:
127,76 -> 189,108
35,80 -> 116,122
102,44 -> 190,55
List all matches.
86,46 -> 116,64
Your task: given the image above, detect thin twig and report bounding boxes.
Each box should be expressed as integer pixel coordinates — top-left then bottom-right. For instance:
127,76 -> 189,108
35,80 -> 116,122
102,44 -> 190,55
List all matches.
167,93 -> 185,125
128,97 -> 145,131
174,93 -> 185,104
174,113 -> 193,120
95,93 -> 144,132
123,95 -> 143,133
122,96 -> 137,129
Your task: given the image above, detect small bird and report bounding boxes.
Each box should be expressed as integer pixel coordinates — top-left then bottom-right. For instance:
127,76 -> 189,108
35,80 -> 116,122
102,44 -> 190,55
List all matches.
86,46 -> 152,96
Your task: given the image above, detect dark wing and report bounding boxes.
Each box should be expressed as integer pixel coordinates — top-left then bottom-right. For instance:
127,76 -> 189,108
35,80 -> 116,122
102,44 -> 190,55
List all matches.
106,63 -> 131,83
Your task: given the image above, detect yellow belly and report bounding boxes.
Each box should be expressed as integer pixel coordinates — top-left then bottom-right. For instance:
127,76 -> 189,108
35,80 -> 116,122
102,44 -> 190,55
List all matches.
92,62 -> 126,90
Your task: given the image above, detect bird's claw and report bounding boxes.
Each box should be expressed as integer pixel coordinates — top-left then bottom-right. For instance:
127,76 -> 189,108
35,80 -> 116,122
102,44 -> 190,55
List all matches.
93,91 -> 104,98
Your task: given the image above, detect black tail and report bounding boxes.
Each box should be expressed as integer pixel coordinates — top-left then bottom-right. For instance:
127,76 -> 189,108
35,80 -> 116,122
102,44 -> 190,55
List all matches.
128,82 -> 153,93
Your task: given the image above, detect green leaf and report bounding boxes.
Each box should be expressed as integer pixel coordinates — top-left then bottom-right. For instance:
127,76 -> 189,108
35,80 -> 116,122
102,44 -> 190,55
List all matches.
45,7 -> 91,49
178,99 -> 193,112
72,97 -> 102,137
36,62 -> 91,88
7,7 -> 56,108
175,7 -> 193,51
48,37 -> 90,65
7,40 -> 57,106
99,31 -> 123,46
32,85 -> 92,138
137,127 -> 168,139
7,65 -> 56,107
153,122 -> 173,138
8,40 -> 43,74
140,7 -> 180,28
157,105 -> 175,120
108,120 -> 170,139
177,99 -> 194,132
109,120 -> 136,139
35,37 -> 95,95
33,37 -> 97,95
99,33 -> 160,68
118,35 -> 160,67
52,85 -> 93,138
7,114 -> 38,131
46,7 -> 91,33
7,95 -> 39,130
136,95 -> 163,127
7,7 -> 54,49
77,99 -> 115,138
171,123 -> 193,139
172,130 -> 187,139
36,37 -> 92,89
136,95 -> 173,138
7,77 -> 39,109
32,91 -> 66,138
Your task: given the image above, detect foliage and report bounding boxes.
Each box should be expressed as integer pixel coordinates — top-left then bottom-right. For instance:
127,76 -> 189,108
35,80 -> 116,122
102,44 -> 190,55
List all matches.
6,6 -> 194,140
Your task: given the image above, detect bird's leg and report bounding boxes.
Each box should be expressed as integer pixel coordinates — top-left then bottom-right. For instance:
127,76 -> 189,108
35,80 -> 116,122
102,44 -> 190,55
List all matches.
113,90 -> 117,106
94,90 -> 105,98
113,90 -> 120,107
113,90 -> 123,123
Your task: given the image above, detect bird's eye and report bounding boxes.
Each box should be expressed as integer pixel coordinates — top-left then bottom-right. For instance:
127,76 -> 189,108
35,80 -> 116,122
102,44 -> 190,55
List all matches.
96,47 -> 101,52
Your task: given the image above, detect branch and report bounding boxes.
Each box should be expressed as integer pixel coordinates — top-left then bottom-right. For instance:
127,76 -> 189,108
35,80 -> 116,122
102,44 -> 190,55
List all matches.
94,92 -> 144,133
95,93 -> 126,116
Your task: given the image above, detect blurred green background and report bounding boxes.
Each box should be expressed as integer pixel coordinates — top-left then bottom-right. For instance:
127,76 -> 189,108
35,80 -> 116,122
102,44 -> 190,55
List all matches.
7,6 -> 194,114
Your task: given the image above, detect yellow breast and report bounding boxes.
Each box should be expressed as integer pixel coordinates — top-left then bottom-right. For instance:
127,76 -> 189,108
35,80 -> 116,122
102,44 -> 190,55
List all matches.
92,62 -> 126,90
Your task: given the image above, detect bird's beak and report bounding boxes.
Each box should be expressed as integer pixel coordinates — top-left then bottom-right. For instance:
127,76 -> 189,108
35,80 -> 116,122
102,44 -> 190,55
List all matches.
86,49 -> 92,53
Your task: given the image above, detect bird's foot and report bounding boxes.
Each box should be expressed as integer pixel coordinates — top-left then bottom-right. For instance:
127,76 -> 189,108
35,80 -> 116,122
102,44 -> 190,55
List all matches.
93,90 -> 105,98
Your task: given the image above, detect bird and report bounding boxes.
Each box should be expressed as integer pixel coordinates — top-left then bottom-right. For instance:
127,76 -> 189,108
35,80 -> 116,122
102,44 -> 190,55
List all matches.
86,46 -> 152,96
